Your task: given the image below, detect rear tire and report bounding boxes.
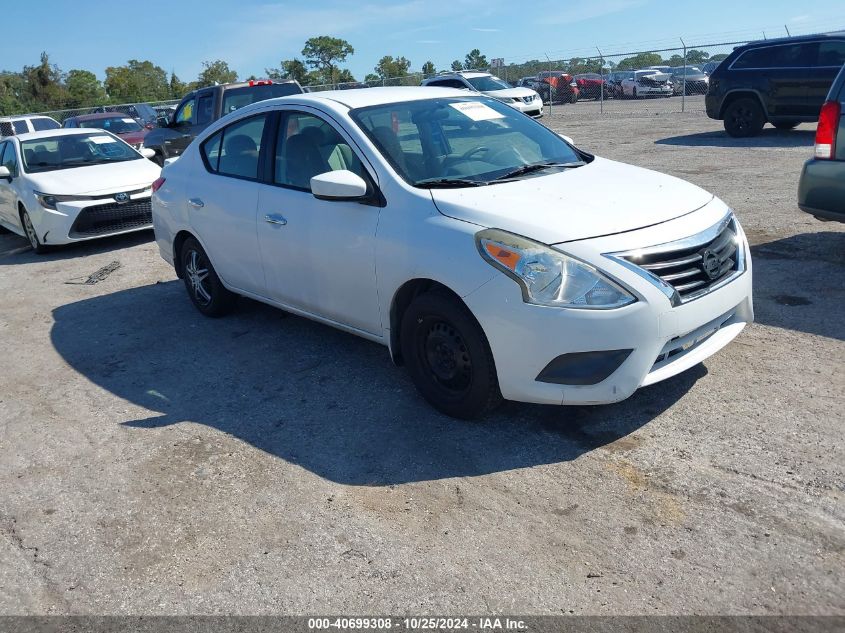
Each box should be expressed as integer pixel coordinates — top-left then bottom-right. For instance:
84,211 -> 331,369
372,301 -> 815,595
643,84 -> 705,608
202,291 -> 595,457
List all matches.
400,290 -> 502,419
180,237 -> 237,317
723,97 -> 765,137
773,120 -> 800,130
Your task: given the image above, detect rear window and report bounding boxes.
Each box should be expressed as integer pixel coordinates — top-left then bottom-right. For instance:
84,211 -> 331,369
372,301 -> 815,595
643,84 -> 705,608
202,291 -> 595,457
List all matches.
31,118 -> 60,131
221,83 -> 302,115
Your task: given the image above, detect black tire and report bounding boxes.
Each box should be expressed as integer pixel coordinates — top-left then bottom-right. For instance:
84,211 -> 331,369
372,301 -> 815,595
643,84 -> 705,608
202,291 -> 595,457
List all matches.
180,237 -> 237,317
20,208 -> 49,254
569,92 -> 578,104
400,290 -> 502,419
723,97 -> 765,137
153,151 -> 165,167
773,120 -> 800,130
632,87 -> 638,99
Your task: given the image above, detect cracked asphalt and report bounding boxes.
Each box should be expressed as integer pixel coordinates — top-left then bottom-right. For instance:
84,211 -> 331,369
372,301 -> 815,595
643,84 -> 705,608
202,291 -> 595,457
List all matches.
0,110 -> 842,615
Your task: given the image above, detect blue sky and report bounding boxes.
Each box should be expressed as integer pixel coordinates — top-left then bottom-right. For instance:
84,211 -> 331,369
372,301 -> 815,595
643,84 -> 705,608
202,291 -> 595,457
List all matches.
5,0 -> 845,82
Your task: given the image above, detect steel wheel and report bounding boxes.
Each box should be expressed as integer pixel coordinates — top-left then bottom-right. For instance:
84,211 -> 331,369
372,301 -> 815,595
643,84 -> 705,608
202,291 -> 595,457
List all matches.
418,319 -> 473,397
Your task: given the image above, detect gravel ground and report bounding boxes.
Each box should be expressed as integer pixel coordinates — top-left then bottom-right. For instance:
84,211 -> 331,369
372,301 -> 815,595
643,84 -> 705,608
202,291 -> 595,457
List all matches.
0,110 -> 842,616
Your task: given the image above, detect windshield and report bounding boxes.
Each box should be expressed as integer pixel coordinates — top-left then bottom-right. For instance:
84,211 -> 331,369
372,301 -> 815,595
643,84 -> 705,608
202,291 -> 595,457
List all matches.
350,97 -> 582,186
466,76 -> 511,91
222,83 -> 302,114
78,116 -> 143,134
21,132 -> 140,173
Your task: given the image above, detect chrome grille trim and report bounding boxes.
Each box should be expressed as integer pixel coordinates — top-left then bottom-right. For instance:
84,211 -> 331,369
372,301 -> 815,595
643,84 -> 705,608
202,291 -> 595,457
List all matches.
605,211 -> 746,306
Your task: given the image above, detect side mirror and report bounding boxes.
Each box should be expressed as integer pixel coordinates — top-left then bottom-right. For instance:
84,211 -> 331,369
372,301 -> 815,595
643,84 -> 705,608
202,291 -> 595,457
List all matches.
311,170 -> 368,201
140,147 -> 156,159
0,165 -> 10,180
558,133 -> 574,145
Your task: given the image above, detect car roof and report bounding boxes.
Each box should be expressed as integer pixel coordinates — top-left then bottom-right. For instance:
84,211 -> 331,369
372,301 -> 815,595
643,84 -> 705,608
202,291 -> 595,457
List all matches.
12,128 -> 116,142
234,86 -> 471,114
740,31 -> 845,49
0,114 -> 55,122
67,112 -> 127,122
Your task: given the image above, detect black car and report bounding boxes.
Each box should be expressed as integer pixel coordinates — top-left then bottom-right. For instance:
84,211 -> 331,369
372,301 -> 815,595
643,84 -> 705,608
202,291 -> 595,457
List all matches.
706,33 -> 845,137
93,103 -> 159,129
798,63 -> 845,222
142,79 -> 302,165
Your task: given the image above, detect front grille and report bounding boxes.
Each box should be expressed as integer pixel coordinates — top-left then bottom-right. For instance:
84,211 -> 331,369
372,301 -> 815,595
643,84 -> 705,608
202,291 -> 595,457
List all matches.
521,95 -> 535,103
70,198 -> 152,238
615,214 -> 743,304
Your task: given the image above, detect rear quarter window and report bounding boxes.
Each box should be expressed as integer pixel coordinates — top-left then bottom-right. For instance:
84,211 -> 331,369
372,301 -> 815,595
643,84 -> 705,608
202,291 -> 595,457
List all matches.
31,118 -> 60,131
13,120 -> 29,134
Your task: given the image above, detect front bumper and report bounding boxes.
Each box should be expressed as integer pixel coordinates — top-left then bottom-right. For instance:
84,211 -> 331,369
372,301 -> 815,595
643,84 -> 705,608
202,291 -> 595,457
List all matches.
636,84 -> 672,95
508,99 -> 544,117
29,191 -> 153,245
463,203 -> 753,405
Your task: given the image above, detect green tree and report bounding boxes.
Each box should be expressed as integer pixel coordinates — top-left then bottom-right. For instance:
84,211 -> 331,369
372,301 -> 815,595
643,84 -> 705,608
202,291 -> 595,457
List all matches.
169,72 -> 187,99
464,49 -> 488,70
616,52 -> 664,70
710,53 -> 729,62
686,49 -> 710,64
666,54 -> 685,67
451,60 -> 463,71
105,60 -> 169,103
374,55 -> 411,80
0,72 -> 28,115
267,58 -> 313,84
22,52 -> 67,110
364,73 -> 380,83
335,68 -> 356,84
65,69 -> 105,107
302,35 -> 354,85
421,60 -> 436,75
197,60 -> 237,87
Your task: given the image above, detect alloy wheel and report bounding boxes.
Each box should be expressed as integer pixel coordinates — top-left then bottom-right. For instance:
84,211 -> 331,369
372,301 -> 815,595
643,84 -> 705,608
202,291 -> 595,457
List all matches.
22,212 -> 39,250
185,249 -> 212,306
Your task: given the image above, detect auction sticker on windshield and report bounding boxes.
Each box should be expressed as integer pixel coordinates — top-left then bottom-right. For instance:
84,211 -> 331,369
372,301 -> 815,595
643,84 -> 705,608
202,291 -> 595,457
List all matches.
89,135 -> 116,144
449,101 -> 505,121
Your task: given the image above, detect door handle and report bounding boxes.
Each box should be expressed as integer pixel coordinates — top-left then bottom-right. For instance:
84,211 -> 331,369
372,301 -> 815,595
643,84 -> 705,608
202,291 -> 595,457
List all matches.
188,198 -> 204,208
264,214 -> 287,226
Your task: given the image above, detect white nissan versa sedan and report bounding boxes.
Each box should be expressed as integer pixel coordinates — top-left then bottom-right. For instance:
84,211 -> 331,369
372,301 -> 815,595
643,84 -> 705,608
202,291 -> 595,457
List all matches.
0,129 -> 161,252
151,87 -> 753,419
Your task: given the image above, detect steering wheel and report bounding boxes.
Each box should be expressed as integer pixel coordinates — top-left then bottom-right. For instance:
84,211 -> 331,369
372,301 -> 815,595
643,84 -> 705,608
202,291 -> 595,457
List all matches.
441,146 -> 489,170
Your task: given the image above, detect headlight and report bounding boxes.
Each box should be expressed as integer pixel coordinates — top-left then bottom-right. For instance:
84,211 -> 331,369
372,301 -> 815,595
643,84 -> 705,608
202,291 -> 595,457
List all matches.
34,192 -> 58,210
496,96 -> 516,103
476,229 -> 636,309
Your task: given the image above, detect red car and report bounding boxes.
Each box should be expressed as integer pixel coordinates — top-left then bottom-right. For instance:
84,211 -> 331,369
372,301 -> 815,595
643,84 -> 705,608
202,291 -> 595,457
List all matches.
574,73 -> 608,100
61,112 -> 149,149
537,71 -> 580,103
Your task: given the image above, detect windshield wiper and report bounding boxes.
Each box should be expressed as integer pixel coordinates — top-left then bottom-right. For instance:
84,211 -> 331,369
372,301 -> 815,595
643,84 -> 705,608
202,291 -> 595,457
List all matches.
493,161 -> 584,181
414,177 -> 487,189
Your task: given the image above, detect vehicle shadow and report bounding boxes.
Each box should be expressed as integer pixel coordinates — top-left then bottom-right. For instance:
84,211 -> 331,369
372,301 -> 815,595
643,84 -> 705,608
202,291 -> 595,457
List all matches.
0,229 -> 154,264
50,281 -> 704,486
655,128 -> 815,148
750,231 -> 845,341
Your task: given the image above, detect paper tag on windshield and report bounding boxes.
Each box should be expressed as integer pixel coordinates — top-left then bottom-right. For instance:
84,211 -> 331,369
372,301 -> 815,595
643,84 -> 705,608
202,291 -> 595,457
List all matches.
89,135 -> 115,144
121,118 -> 135,124
449,101 -> 505,121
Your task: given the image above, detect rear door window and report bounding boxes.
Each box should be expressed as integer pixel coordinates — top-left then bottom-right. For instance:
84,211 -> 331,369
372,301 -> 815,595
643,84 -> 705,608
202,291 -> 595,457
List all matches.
12,120 -> 29,134
196,94 -> 214,126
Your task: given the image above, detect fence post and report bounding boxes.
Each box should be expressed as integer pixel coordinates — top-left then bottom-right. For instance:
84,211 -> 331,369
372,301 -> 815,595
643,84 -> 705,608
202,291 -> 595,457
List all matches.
545,54 -> 552,116
680,37 -> 687,113
597,47 -> 604,115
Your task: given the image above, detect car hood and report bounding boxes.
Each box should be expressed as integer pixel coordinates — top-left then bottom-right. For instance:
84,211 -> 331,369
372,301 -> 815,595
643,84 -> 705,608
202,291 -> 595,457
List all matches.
116,129 -> 149,144
482,87 -> 537,99
429,156 -> 714,244
26,159 -> 161,195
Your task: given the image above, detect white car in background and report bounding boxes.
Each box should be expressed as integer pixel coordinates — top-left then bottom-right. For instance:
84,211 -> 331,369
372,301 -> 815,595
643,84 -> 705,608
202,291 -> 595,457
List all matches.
0,129 -> 161,252
0,115 -> 61,138
422,71 -> 543,117
621,70 -> 673,98
152,87 -> 752,418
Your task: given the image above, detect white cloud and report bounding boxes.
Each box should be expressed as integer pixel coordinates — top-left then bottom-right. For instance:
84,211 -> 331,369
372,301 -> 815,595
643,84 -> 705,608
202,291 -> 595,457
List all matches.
472,27 -> 502,32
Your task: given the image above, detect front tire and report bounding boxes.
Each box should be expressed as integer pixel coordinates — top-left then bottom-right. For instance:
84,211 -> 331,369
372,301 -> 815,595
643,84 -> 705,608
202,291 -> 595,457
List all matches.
400,290 -> 502,419
723,97 -> 765,137
180,237 -> 236,317
20,208 -> 49,254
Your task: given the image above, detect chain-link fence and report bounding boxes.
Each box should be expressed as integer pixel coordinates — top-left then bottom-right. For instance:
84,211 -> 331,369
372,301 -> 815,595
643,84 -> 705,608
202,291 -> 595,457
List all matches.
24,99 -> 180,125
20,31 -> 841,123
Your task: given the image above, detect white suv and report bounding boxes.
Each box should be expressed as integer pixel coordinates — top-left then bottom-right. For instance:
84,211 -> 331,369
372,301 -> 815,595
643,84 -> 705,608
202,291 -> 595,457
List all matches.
421,72 -> 543,117
0,115 -> 61,139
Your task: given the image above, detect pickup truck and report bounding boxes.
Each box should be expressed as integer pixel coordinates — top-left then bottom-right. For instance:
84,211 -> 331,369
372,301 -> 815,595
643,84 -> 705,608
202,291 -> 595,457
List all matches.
142,79 -> 302,165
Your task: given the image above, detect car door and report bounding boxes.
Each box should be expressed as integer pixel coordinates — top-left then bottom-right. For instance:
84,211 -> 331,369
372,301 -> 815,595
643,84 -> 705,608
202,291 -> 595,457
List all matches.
807,40 -> 845,113
169,92 -> 214,156
734,43 -> 811,118
0,141 -> 14,226
255,108 -> 382,335
188,112 -> 270,296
